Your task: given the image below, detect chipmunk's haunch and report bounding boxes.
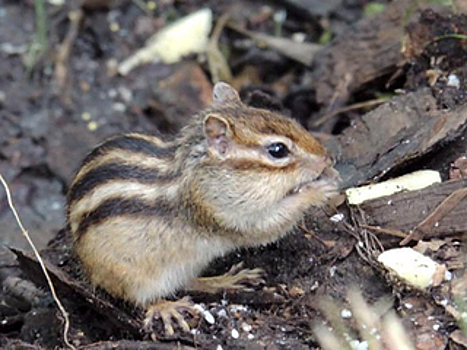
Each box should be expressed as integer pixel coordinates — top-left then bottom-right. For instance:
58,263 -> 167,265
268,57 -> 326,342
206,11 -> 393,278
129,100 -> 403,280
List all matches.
67,82 -> 339,334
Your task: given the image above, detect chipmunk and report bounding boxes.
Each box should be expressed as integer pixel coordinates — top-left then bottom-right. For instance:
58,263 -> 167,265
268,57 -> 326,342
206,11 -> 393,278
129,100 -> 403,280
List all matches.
67,82 -> 339,335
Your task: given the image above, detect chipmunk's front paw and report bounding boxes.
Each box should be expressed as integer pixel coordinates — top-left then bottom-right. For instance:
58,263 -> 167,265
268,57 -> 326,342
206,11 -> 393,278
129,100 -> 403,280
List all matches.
187,262 -> 265,293
143,296 -> 199,337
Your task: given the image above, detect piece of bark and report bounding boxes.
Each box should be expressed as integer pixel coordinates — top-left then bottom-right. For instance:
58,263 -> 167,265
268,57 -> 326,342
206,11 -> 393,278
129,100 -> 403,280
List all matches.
328,88 -> 467,188
450,330 -> 467,348
401,187 -> 467,244
310,0 -> 416,109
12,248 -> 141,338
450,156 -> 467,180
358,179 -> 467,240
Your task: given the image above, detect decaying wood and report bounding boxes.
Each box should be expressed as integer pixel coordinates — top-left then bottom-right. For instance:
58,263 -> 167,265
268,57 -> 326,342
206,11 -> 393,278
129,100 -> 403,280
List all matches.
310,0 -> 417,109
328,88 -> 467,188
11,247 -> 286,346
400,187 -> 467,244
358,179 -> 467,241
12,248 -> 142,337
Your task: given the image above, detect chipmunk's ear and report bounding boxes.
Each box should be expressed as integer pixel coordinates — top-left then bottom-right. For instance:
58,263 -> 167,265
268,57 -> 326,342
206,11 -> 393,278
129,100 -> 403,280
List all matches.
204,114 -> 232,157
212,82 -> 241,106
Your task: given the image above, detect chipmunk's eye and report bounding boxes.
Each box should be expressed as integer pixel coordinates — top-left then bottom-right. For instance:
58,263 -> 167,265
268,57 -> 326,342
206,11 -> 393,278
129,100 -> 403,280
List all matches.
267,142 -> 290,159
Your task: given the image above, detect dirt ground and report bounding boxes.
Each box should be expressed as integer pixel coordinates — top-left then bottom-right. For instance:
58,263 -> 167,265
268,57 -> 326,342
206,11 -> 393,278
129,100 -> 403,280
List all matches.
0,0 -> 466,349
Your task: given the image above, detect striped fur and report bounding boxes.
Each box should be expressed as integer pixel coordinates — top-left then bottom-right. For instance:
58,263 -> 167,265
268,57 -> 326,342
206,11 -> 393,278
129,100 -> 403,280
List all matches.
67,134 -> 180,239
68,83 -> 339,308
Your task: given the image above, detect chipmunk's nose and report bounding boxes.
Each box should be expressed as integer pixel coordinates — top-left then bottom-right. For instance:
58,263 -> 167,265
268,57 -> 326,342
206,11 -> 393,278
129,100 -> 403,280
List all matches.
324,154 -> 336,167
313,154 -> 341,186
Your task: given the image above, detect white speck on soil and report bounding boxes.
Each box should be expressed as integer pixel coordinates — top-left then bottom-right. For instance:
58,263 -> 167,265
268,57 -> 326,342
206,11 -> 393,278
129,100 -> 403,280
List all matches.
447,74 -> 460,88
330,213 -> 344,222
341,309 -> 352,318
231,329 -> 239,339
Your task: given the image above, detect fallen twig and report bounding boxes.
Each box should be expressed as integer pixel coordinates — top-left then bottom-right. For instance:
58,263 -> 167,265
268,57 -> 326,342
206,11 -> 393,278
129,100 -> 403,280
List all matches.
312,97 -> 391,127
360,224 -> 407,239
0,174 -> 76,350
54,9 -> 84,105
207,12 -> 232,83
401,187 -> 467,245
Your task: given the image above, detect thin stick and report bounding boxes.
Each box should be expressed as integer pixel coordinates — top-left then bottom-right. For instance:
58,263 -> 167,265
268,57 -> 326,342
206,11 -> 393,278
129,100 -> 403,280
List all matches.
360,224 -> 408,238
401,186 -> 467,245
0,174 -> 76,350
312,97 -> 390,127
54,9 -> 84,104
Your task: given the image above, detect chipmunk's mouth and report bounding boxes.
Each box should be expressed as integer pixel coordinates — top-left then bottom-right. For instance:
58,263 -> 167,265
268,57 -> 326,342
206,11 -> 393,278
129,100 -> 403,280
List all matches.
287,180 -> 315,196
286,170 -> 340,197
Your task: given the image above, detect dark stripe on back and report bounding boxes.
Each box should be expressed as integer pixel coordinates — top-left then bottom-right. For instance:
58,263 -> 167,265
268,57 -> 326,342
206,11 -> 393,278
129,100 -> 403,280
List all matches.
76,197 -> 174,240
81,135 -> 177,167
68,163 -> 179,204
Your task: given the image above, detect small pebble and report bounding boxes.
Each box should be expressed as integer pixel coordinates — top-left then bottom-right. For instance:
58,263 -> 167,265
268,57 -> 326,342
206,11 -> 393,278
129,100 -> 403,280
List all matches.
241,322 -> 252,332
113,102 -> 126,112
107,59 -> 119,77
110,22 -> 120,32
273,9 -> 287,23
229,305 -> 248,313
217,309 -> 227,318
292,32 -> 306,43
447,74 -> 460,89
194,304 -> 215,325
147,1 -> 156,10
48,0 -> 65,5
118,86 -> 133,102
81,112 -> 91,121
350,340 -> 369,350
330,213 -> 344,222
231,329 -> 239,339
247,334 -> 255,340
108,88 -> 118,98
203,310 -> 215,325
88,121 -> 98,131
341,309 -> 352,319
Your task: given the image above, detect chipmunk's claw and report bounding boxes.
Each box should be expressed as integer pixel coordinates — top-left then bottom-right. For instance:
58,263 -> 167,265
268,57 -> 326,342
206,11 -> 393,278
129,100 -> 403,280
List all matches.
224,262 -> 266,290
187,262 -> 266,293
143,297 -> 199,337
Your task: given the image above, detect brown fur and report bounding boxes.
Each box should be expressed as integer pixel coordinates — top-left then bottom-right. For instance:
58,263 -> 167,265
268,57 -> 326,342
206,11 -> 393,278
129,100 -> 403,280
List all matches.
68,83 -> 339,309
